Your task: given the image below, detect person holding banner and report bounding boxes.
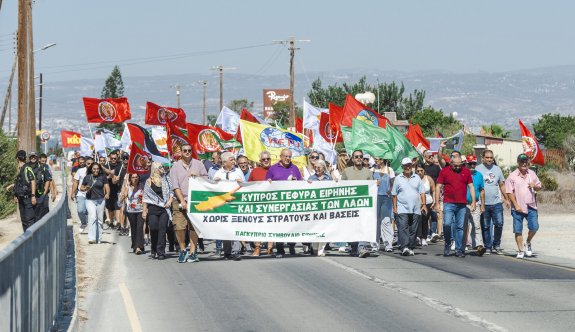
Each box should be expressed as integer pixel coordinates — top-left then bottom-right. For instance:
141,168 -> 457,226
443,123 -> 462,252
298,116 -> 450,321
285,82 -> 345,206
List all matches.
341,150 -> 374,258
143,162 -> 174,260
392,158 -> 427,256
307,159 -> 333,256
372,157 -> 395,252
266,148 -> 303,258
249,151 -> 275,257
170,143 -> 208,263
213,152 -> 244,261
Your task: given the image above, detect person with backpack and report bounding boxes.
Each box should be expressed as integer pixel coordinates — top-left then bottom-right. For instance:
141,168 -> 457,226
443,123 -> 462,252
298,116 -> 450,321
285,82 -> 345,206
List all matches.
81,162 -> 110,244
14,150 -> 37,231
28,152 -> 53,220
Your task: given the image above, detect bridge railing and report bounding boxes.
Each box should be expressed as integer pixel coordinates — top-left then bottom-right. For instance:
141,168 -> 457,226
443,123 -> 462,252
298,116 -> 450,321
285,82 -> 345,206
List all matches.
0,172 -> 69,332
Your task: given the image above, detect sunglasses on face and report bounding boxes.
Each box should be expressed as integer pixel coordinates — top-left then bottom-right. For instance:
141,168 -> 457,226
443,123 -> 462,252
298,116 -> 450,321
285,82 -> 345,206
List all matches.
309,155 -> 319,160
182,149 -> 192,153
261,158 -> 271,161
110,158 -> 117,161
353,155 -> 363,159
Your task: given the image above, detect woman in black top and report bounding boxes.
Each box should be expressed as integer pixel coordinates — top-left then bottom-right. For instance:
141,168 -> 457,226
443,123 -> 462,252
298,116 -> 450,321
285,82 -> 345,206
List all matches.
142,162 -> 174,260
81,163 -> 110,244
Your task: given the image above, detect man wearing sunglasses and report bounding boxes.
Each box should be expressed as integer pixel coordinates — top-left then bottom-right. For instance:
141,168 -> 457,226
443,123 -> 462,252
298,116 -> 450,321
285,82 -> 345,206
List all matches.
170,144 -> 208,263
341,150 -> 374,258
436,156 -> 476,257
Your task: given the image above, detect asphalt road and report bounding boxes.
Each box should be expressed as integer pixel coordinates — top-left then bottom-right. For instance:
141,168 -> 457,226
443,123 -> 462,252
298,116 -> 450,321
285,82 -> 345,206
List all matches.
80,236 -> 575,332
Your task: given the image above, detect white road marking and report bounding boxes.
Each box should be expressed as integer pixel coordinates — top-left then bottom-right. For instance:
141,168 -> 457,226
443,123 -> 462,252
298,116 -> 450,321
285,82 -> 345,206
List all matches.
119,283 -> 143,332
321,257 -> 508,332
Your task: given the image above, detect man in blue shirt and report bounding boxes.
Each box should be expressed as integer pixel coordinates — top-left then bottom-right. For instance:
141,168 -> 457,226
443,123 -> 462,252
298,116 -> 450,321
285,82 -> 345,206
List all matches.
464,155 -> 486,256
392,158 -> 427,256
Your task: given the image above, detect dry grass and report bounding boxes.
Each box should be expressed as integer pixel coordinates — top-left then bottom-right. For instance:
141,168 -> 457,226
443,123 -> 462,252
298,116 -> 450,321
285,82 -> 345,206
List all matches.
538,170 -> 575,213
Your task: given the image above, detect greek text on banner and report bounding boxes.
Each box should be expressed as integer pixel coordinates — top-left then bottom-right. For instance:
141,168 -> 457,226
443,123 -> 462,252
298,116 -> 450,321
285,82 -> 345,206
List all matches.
187,178 -> 377,243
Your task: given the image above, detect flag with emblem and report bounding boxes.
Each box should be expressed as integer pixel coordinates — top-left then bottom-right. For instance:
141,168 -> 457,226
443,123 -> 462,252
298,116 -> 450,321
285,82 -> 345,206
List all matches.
519,120 -> 545,165
83,97 -> 131,123
145,101 -> 186,127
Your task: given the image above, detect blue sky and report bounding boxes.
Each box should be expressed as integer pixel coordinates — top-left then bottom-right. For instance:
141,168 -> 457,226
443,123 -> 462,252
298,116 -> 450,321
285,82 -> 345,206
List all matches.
1,0 -> 575,82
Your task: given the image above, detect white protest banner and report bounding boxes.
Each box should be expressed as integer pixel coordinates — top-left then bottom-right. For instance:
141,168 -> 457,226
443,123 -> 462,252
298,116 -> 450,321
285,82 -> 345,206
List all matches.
187,178 -> 377,243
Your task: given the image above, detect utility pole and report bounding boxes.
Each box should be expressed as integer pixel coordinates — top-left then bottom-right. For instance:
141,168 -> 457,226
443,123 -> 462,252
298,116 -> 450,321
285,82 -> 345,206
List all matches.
201,80 -> 207,125
17,0 -> 30,150
38,73 -> 42,130
27,0 -> 35,150
273,37 -> 310,128
211,65 -> 236,113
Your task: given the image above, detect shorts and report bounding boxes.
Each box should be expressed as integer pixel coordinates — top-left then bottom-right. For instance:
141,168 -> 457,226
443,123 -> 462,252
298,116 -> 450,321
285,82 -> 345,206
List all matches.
172,201 -> 194,231
512,207 -> 539,234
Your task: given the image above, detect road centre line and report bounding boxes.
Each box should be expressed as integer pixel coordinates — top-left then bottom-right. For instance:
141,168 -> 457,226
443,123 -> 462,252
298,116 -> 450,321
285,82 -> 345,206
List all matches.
119,283 -> 143,332
320,257 -> 508,332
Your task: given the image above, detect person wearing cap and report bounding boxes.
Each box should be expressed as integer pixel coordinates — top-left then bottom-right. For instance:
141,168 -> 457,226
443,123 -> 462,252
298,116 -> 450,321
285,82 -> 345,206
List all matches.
372,157 -> 395,252
505,154 -> 542,259
341,150 -> 374,258
392,157 -> 427,256
464,155 -> 486,256
13,150 -> 37,231
475,149 -> 509,255
436,155 -> 476,257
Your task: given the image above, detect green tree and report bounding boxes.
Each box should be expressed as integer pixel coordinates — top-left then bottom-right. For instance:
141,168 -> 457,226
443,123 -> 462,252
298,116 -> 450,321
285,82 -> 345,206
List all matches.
270,101 -> 290,128
481,124 -> 510,138
98,66 -> 125,133
410,107 -> 460,136
227,99 -> 253,113
0,129 -> 18,218
533,113 -> 575,149
206,114 -> 218,126
307,77 -> 430,121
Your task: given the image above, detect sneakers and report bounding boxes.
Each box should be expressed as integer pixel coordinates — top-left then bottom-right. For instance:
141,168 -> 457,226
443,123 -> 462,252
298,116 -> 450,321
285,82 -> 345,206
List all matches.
408,249 -> 415,256
430,233 -> 439,243
516,251 -> 525,259
275,254 -> 283,259
455,251 -> 466,258
525,243 -> 533,257
358,248 -> 370,258
476,245 -> 486,257
493,247 -> 504,255
385,247 -> 393,252
443,247 -> 451,257
178,250 -> 188,263
79,226 -> 85,234
186,253 -> 200,263
421,239 -> 428,246
450,241 -> 455,251
402,248 -> 410,256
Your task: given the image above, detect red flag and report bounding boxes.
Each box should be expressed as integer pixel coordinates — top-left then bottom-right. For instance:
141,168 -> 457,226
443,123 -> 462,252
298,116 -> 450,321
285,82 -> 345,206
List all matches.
145,101 -> 186,127
235,108 -> 261,143
83,97 -> 131,123
127,143 -> 152,174
405,123 -> 430,151
341,95 -> 389,128
165,118 -> 190,158
328,103 -> 344,133
519,120 -> 545,165
60,130 -> 81,148
319,112 -> 342,143
295,117 -> 303,133
187,123 -> 227,159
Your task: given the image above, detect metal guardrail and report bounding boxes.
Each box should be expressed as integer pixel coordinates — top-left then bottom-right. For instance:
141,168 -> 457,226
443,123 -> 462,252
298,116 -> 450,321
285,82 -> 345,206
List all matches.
0,173 -> 69,332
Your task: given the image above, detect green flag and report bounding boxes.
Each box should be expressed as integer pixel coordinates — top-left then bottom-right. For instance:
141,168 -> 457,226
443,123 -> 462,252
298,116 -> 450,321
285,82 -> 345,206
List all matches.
351,119 -> 395,160
385,125 -> 419,172
341,126 -> 353,155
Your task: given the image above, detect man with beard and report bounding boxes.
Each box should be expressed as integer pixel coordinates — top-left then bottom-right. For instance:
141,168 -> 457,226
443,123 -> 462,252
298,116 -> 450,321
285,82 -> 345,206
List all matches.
102,151 -> 122,227
436,156 -> 476,257
170,143 -> 208,263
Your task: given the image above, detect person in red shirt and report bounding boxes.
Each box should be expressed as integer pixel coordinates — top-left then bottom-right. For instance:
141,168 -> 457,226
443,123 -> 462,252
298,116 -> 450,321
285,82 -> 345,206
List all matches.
435,156 -> 476,257
247,150 -> 274,256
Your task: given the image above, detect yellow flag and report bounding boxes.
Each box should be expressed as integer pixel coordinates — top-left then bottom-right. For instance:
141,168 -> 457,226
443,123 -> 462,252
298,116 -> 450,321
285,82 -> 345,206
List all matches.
239,120 -> 307,169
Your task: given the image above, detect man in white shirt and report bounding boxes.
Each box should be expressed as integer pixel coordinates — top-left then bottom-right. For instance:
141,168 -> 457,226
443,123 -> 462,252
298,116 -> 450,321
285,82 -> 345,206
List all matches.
71,157 -> 94,233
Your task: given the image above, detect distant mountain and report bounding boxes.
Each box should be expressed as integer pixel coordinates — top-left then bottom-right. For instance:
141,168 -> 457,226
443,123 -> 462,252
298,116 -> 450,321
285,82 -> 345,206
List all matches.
2,66 -> 575,139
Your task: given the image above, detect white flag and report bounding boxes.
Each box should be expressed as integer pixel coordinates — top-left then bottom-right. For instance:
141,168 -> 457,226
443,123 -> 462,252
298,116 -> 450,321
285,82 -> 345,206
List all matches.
311,128 -> 337,165
427,130 -> 464,153
80,137 -> 94,157
215,106 -> 240,134
151,126 -> 168,152
101,129 -> 122,149
303,100 -> 328,129
120,124 -> 131,153
94,133 -> 107,155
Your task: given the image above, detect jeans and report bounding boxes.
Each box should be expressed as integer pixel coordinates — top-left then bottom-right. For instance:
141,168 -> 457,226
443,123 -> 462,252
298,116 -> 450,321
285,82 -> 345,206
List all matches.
428,209 -> 438,235
465,204 -> 483,247
396,213 -> 421,250
377,195 -> 393,247
482,203 -> 504,249
443,203 -> 467,253
512,207 -> 539,234
76,196 -> 88,226
86,199 -> 105,242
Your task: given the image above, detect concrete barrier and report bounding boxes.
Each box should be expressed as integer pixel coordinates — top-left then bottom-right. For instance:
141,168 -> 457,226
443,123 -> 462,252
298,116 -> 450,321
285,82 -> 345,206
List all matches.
0,175 -> 69,332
